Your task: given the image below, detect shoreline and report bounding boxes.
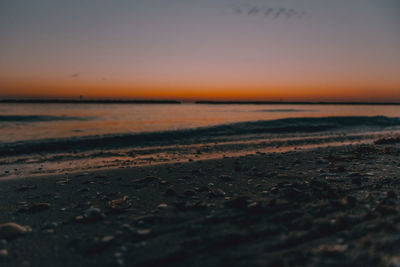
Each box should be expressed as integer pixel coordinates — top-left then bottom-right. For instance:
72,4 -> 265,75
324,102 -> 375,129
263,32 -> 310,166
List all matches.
2,129 -> 400,180
1,137 -> 400,266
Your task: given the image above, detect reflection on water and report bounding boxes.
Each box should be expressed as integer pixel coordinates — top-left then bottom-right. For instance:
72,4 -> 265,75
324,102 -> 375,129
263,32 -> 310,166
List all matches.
1,103 -> 400,143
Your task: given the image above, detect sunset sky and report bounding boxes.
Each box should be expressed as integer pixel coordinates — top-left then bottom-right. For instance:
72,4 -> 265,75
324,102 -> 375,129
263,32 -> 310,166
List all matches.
1,0 -> 399,101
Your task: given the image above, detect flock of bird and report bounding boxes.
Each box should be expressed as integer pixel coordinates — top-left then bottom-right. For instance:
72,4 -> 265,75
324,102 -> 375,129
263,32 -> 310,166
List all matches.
229,5 -> 307,20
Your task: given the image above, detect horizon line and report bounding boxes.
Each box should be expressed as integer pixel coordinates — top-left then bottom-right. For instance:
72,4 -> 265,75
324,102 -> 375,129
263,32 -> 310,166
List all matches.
2,99 -> 400,105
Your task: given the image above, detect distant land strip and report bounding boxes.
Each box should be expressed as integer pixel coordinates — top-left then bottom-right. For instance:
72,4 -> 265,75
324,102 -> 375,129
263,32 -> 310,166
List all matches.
0,99 -> 181,104
196,101 -> 400,105
1,99 -> 400,105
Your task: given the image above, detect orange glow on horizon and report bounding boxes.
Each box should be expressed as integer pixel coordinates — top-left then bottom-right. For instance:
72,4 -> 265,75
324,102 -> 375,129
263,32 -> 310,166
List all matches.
1,73 -> 400,102
1,79 -> 400,102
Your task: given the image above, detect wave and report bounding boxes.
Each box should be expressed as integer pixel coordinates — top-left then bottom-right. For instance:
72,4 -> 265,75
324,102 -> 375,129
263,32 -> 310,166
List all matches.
1,116 -> 399,156
0,115 -> 92,122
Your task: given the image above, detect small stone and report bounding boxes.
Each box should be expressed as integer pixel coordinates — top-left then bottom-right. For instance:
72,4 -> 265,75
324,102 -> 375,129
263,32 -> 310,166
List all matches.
312,244 -> 348,255
0,249 -> 8,258
216,188 -> 226,196
247,202 -> 259,209
0,223 -> 27,240
341,196 -> 356,205
136,229 -> 151,236
102,235 -> 115,243
56,179 -> 71,185
184,190 -> 196,197
42,222 -> 58,230
164,187 -> 176,196
84,207 -> 104,222
74,215 -> 84,222
121,224 -> 134,232
389,256 -> 400,267
114,252 -> 123,258
108,196 -> 129,209
157,203 -> 168,209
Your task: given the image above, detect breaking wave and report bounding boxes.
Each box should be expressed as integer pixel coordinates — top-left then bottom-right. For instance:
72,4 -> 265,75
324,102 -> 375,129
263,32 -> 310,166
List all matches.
1,116 -> 399,156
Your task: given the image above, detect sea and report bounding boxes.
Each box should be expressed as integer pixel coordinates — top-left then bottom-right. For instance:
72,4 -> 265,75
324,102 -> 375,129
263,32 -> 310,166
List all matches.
1,103 -> 400,178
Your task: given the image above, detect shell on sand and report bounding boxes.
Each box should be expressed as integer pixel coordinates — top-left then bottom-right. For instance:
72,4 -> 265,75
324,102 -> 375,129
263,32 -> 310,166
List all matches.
0,223 -> 27,239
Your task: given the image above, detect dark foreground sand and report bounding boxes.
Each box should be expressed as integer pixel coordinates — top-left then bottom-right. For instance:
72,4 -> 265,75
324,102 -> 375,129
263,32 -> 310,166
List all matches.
1,137 -> 400,267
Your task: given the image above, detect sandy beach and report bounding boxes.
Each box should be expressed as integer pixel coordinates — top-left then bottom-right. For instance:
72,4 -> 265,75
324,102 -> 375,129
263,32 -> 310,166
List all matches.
1,0 -> 400,266
1,136 -> 400,266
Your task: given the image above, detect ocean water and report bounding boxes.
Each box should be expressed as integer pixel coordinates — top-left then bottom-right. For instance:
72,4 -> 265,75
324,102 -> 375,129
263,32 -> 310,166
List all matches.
1,103 -> 400,178
1,103 -> 400,144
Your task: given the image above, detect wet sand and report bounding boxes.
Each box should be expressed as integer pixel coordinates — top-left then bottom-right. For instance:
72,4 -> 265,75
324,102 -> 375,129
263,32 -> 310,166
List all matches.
1,137 -> 400,266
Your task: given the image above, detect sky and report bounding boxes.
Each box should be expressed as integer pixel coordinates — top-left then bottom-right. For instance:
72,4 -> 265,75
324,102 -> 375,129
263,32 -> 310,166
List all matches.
0,0 -> 399,101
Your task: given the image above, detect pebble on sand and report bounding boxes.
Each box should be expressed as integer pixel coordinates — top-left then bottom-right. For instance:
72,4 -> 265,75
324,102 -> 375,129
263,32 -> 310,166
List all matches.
84,207 -> 104,222
164,187 -> 176,196
157,203 -> 168,209
0,249 -> 8,258
0,223 -> 27,240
